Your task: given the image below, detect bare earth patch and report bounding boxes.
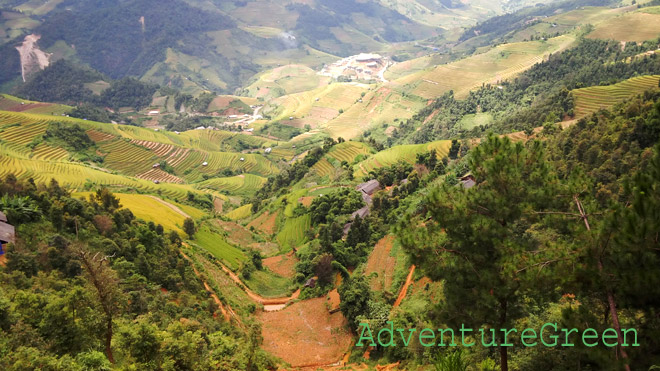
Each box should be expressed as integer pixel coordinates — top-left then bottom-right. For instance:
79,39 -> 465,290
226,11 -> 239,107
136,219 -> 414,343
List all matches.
298,196 -> 315,207
247,211 -> 278,235
263,252 -> 298,278
259,297 -> 353,368
364,235 -> 396,292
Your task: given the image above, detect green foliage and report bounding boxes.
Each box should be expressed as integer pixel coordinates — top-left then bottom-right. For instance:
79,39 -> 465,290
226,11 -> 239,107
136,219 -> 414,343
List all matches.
183,217 -> 195,238
258,122 -> 301,140
14,60 -> 104,103
396,39 -> 660,143
338,274 -> 372,330
398,135 -> 571,370
99,78 -> 157,111
35,0 -> 234,79
0,194 -> 41,225
434,349 -> 468,371
0,176 -> 265,370
44,123 -> 94,152
309,188 -> 364,225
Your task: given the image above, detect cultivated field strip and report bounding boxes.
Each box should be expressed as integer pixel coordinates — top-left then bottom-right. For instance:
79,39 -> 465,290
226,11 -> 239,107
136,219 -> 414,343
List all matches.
167,147 -> 192,167
0,153 -> 203,198
135,168 -> 184,184
197,174 -> 267,195
355,140 -> 451,177
311,158 -> 335,177
130,139 -> 175,157
99,139 -> 158,175
326,141 -> 372,163
86,129 -> 115,143
572,75 -> 660,118
0,119 -> 47,145
31,143 -> 68,161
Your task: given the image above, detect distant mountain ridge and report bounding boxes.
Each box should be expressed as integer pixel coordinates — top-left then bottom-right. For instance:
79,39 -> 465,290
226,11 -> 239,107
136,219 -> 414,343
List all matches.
0,0 -> 556,94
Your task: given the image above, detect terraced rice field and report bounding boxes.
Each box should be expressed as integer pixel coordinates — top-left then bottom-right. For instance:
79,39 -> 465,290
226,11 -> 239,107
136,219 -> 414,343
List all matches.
0,117 -> 47,145
175,130 -> 236,152
86,129 -> 115,143
31,143 -> 69,161
572,75 -> 660,118
326,141 -> 372,163
395,35 -> 576,99
247,211 -> 279,236
199,151 -> 278,177
197,174 -> 266,195
135,168 -> 183,184
130,139 -> 175,157
75,192 -> 190,234
355,140 -> 452,177
244,64 -> 325,98
0,154 -> 200,198
311,158 -> 335,177
587,11 -> 660,42
192,224 -> 248,270
225,204 -> 252,220
99,139 -> 158,176
269,83 -> 367,124
276,214 -> 310,251
323,86 -> 426,139
166,148 -> 193,168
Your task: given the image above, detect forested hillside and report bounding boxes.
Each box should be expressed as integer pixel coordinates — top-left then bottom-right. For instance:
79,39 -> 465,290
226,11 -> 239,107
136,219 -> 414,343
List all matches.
1,0 -> 660,370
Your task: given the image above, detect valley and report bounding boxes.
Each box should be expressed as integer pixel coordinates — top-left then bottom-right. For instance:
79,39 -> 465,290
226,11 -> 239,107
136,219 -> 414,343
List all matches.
0,0 -> 659,370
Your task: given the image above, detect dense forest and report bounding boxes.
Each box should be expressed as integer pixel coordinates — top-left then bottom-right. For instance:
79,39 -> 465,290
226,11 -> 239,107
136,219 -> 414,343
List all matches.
0,180 -> 274,370
332,93 -> 660,370
34,0 -> 234,79
14,60 -> 158,111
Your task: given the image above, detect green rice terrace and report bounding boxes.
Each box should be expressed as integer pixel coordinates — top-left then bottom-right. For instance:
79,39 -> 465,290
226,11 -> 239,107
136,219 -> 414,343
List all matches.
572,75 -> 660,118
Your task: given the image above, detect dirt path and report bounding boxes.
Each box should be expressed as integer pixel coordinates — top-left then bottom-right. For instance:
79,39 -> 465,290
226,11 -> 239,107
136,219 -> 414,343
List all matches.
393,265 -> 416,308
179,251 -> 231,322
146,195 -> 190,218
215,260 -> 301,305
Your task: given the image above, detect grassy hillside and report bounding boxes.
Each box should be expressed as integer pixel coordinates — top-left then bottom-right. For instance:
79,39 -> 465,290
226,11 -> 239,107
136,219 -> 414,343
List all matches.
394,35 -> 577,99
586,7 -> 660,42
355,140 -> 451,177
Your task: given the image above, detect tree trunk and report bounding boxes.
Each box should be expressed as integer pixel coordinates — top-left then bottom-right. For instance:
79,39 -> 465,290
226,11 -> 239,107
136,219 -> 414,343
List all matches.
500,346 -> 508,371
598,258 -> 630,371
574,196 -> 630,371
106,317 -> 115,364
499,299 -> 508,371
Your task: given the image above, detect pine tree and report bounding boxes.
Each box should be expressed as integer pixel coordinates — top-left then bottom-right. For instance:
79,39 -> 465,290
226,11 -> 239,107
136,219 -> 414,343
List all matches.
398,135 -> 569,371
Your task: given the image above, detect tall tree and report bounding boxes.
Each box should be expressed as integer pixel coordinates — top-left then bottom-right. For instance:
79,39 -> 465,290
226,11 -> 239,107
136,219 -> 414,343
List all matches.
398,135 -> 571,371
183,218 -> 196,239
73,245 -> 123,364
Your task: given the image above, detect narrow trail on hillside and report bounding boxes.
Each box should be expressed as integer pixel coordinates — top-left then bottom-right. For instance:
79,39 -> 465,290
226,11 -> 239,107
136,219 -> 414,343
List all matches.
147,195 -> 190,218
216,261 -> 301,305
393,265 -> 416,308
179,251 -> 232,322
181,239 -> 300,306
